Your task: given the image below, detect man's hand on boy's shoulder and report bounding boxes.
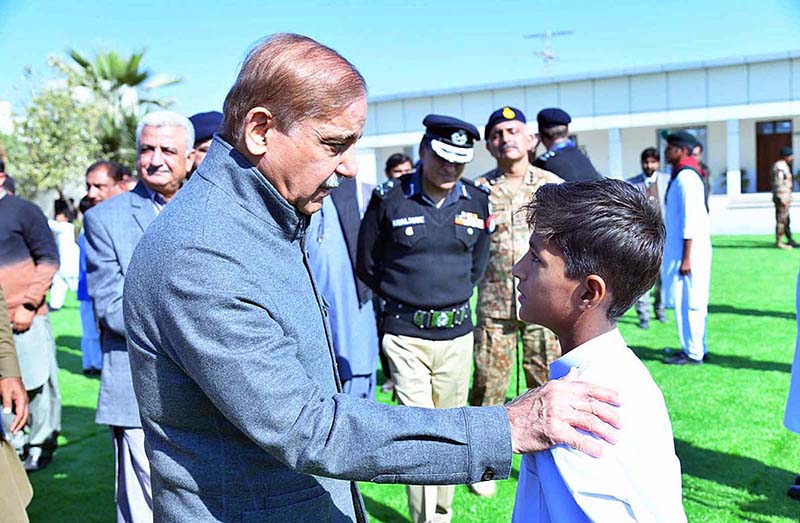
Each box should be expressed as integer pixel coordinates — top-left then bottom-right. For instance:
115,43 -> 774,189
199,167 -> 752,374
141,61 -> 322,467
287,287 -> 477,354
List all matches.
504,368 -> 622,458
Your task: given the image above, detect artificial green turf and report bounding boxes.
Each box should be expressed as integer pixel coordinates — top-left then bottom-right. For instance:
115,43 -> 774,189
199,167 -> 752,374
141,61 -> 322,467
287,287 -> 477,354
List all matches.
25,235 -> 800,522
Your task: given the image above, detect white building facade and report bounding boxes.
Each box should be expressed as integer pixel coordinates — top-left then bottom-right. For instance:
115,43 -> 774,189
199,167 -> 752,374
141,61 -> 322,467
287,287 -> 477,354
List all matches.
356,51 -> 800,234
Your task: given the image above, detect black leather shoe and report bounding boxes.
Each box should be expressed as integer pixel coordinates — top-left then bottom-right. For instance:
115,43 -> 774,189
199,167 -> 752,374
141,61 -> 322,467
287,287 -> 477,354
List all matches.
788,485 -> 800,500
663,352 -> 703,365
638,320 -> 650,330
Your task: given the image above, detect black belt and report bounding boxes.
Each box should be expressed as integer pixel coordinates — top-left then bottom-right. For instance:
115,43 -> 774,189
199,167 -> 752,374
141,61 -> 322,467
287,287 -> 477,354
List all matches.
384,300 -> 470,329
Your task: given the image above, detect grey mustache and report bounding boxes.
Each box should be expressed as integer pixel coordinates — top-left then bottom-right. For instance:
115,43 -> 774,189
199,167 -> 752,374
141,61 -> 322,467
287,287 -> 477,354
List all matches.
320,173 -> 343,189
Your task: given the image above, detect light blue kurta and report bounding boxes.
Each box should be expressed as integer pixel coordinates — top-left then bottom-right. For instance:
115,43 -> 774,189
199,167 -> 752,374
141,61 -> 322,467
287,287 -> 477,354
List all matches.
307,196 -> 379,399
662,168 -> 712,360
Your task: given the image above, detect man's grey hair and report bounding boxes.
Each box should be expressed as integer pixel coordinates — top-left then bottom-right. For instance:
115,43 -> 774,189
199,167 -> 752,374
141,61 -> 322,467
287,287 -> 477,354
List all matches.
136,110 -> 195,157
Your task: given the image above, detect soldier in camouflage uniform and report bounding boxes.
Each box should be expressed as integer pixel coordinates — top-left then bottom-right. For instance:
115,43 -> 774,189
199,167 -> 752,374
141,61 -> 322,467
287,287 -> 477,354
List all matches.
468,108 -> 562,498
473,111 -> 563,409
771,146 -> 795,250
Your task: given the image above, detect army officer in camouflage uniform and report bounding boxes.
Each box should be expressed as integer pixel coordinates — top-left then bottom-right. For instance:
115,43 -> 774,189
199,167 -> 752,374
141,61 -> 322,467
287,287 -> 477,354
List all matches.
771,146 -> 795,250
469,107 -> 562,498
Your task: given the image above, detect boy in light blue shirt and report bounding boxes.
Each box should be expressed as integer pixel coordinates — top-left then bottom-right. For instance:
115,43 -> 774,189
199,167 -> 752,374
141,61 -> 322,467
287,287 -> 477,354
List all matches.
510,179 -> 686,522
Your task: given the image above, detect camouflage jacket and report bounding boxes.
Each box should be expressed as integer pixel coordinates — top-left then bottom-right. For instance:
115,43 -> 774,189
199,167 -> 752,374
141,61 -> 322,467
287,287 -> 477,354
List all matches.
771,159 -> 793,203
476,165 -> 562,319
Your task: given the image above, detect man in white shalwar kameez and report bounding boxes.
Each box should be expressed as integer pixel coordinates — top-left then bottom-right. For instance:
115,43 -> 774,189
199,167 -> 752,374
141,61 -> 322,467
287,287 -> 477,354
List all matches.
661,131 -> 711,365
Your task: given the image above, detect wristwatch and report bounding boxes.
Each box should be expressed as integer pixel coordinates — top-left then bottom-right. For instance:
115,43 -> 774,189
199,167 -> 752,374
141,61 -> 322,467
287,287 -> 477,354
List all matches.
22,302 -> 37,312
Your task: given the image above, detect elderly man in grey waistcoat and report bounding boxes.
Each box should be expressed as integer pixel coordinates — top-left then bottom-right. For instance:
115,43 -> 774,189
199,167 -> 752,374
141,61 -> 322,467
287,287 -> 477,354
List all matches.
123,33 -> 621,523
85,110 -> 195,523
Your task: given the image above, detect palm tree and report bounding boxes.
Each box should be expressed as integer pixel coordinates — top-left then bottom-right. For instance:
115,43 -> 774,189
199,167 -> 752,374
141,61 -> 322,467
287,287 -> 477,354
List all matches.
55,49 -> 182,166
67,49 -> 181,109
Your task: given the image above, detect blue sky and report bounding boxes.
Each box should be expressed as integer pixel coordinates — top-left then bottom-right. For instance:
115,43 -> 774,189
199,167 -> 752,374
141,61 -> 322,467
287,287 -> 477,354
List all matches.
1,0 -> 798,117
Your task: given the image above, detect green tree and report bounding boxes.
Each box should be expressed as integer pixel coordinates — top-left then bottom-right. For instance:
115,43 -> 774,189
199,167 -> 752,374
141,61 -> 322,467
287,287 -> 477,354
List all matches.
8,86 -> 102,199
5,49 -> 182,198
53,49 -> 181,167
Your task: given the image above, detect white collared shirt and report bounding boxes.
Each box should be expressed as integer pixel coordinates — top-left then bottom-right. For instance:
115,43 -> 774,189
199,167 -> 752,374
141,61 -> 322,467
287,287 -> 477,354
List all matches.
512,328 -> 686,523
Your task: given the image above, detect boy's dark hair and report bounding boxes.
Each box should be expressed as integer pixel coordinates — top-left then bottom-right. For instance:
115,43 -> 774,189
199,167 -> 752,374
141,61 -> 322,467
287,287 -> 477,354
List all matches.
385,153 -> 413,174
54,198 -> 77,222
640,147 -> 659,163
522,179 -> 665,321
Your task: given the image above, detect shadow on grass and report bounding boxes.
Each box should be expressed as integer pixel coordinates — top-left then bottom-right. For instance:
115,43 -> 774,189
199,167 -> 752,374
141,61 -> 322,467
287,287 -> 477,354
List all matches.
709,304 -> 795,321
55,335 -> 99,378
28,406 -> 115,523
630,345 -> 791,373
363,496 -> 411,523
618,316 -> 640,326
676,438 -> 799,520
711,240 -> 784,250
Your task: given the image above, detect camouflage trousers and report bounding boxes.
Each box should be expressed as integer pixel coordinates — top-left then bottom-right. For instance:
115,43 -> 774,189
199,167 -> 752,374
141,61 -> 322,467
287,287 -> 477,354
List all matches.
635,273 -> 664,323
774,199 -> 792,241
469,317 -> 561,406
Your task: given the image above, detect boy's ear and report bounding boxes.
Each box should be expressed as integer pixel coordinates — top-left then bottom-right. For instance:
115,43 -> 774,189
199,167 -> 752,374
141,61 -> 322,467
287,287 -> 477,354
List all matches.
578,275 -> 606,311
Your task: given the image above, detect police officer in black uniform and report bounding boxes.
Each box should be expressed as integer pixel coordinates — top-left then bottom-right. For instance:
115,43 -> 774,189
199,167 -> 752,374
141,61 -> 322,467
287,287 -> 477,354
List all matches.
356,114 -> 490,523
532,107 -> 603,181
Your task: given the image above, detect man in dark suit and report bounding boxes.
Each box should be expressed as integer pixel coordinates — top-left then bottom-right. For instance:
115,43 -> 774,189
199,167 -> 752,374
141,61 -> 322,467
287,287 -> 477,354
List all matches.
85,110 -> 194,523
124,33 -> 621,523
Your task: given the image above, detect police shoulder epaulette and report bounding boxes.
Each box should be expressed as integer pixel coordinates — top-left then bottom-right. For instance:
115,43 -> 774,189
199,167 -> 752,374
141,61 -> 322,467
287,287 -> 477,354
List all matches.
462,177 -> 491,195
537,150 -> 556,163
480,169 -> 503,185
373,179 -> 397,198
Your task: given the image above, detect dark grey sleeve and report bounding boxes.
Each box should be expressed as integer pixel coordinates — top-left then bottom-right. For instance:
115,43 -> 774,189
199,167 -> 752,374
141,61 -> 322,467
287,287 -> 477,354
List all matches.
145,244 -> 513,485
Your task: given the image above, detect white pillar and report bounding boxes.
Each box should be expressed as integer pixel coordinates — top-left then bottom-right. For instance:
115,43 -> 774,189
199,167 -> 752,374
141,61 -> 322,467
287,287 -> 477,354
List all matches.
607,128 -> 623,179
725,119 -> 741,197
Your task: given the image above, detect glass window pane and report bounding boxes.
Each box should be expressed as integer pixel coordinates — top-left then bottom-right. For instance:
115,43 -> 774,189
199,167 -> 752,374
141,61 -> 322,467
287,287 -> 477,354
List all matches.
758,122 -> 774,135
776,121 -> 792,134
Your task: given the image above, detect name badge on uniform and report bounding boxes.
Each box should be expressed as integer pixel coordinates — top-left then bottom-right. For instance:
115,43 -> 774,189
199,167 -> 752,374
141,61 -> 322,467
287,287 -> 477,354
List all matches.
454,211 -> 485,230
392,216 -> 426,228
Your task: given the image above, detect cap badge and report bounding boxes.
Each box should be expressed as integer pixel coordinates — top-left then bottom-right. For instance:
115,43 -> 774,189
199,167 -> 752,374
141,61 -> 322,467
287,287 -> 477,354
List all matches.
502,107 -> 516,119
451,129 -> 468,146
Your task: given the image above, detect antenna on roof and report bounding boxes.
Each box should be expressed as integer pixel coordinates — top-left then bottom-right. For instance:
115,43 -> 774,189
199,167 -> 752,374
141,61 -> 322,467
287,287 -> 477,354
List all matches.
524,30 -> 575,75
